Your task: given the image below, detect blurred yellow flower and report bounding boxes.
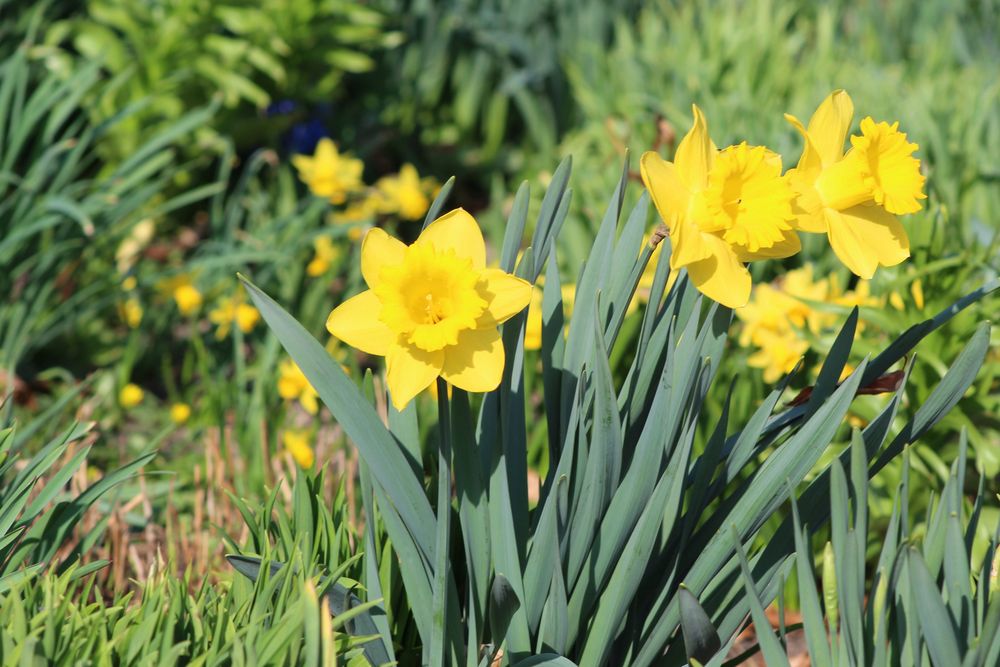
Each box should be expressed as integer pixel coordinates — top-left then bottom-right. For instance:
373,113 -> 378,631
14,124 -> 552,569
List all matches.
170,403 -> 191,424
785,90 -> 926,278
748,328 -> 810,383
119,383 -> 144,408
524,284 -> 576,351
277,358 -> 319,415
282,429 -> 315,468
173,284 -> 202,316
738,265 -> 883,382
911,278 -> 925,310
115,218 -> 156,273
307,236 -> 341,277
120,298 -> 143,329
122,276 -> 138,291
888,277 -> 925,312
375,164 -> 438,221
326,209 -> 532,410
336,197 -> 380,225
738,266 -> 834,382
640,106 -> 800,308
292,138 -> 364,205
209,294 -> 260,340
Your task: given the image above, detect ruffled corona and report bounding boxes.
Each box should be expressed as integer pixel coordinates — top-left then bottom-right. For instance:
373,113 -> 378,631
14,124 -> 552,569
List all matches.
850,118 -> 926,215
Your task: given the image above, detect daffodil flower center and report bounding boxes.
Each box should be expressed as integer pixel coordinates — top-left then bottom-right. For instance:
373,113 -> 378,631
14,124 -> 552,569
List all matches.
374,243 -> 487,352
696,143 -> 795,252
849,117 -> 926,215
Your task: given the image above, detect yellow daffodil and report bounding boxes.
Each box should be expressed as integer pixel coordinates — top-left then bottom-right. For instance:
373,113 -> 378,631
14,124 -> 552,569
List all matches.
173,284 -> 202,315
158,274 -> 202,315
209,294 -> 260,340
784,90 -> 926,278
640,106 -> 800,308
282,429 -> 315,468
119,298 -> 143,329
748,328 -> 810,383
277,358 -> 319,415
170,403 -> 191,424
375,164 -> 438,221
307,236 -> 341,277
738,265 -> 882,382
292,138 -> 364,205
326,209 -> 532,410
738,266 -> 834,381
524,284 -> 576,351
911,278 -> 925,309
119,383 -> 144,408
335,196 -> 380,225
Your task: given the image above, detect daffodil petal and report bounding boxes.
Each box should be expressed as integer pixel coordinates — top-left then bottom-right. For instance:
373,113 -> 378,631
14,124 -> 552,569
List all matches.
477,268 -> 532,326
291,155 -> 314,172
669,216 -> 714,269
833,204 -> 911,276
784,113 -> 823,179
361,228 -> 407,289
674,104 -> 715,190
416,208 -> 486,269
315,138 -> 337,162
824,209 -> 878,279
386,342 -> 443,411
736,230 -> 802,261
326,290 -> 396,356
807,90 -> 854,167
640,151 -> 691,236
685,238 -> 751,308
441,328 -> 504,393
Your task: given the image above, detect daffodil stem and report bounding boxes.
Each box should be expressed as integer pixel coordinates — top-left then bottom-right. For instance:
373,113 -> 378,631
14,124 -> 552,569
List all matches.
429,377 -> 452,667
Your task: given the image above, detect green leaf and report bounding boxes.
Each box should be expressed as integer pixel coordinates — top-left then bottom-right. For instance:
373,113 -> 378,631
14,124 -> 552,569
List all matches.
510,655 -> 577,667
240,276 -> 435,561
907,548 -> 962,666
489,574 -> 522,647
423,176 -> 456,230
678,586 -> 722,664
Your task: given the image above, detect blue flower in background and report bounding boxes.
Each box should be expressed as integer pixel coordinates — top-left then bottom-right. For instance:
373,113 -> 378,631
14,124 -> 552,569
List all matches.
265,99 -> 333,155
266,99 -> 298,116
288,118 -> 329,155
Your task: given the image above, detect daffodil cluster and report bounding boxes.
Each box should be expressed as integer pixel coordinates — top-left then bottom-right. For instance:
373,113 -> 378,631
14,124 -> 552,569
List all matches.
641,90 -> 926,308
736,266 -> 879,382
292,138 -> 439,225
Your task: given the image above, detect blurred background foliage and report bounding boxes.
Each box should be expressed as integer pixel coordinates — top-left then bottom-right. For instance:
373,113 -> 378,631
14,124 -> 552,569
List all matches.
0,0 -> 997,658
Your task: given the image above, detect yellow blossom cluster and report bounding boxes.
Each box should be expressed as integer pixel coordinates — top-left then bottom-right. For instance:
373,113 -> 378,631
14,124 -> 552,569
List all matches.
641,90 -> 926,308
208,292 -> 260,340
736,266 -> 879,382
292,138 -> 439,225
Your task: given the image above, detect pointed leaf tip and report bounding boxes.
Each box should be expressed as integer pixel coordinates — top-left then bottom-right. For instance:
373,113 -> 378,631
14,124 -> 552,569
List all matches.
679,586 -> 722,664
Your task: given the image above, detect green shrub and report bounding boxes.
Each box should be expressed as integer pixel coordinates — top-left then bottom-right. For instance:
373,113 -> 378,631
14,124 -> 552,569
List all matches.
41,0 -> 399,164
